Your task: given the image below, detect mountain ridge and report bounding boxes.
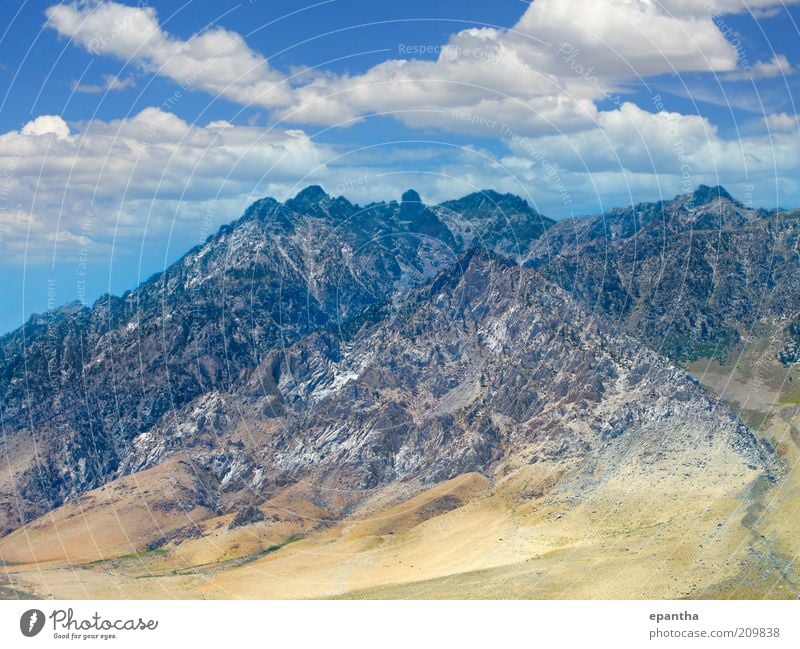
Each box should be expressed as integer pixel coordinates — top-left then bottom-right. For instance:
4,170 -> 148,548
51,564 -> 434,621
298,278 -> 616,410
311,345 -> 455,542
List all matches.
1,182 -> 764,337
1,247 -> 772,544
0,183 -> 790,536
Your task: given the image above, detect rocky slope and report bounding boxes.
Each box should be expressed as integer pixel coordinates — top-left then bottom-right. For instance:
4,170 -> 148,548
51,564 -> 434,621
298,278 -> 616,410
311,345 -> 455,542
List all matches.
529,185 -> 800,362
0,183 -> 789,537
0,187 -> 551,533
0,253 -> 777,601
111,251 -> 770,523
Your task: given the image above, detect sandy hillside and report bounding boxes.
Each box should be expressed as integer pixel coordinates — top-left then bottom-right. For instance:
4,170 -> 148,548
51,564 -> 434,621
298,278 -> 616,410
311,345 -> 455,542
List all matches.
2,446 -> 790,599
2,334 -> 797,600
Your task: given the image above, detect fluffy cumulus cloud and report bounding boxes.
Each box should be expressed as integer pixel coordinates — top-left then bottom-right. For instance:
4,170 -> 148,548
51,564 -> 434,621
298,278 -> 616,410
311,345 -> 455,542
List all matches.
14,0 -> 799,263
0,109 -> 331,262
277,0 -> 799,131
21,115 -> 71,139
274,26 -> 605,137
46,1 -> 291,107
48,0 -> 799,133
44,1 -> 800,136
516,0 -> 742,78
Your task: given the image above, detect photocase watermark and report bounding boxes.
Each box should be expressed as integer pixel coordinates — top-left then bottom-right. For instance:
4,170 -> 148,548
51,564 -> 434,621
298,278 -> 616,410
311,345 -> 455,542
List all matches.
45,277 -> 60,378
199,205 -> 216,241
712,14 -> 751,72
130,32 -> 249,245
398,43 -> 451,57
398,42 -> 534,76
500,123 -> 572,208
46,278 -> 57,310
0,137 -> 22,248
86,0 -> 150,55
19,609 -> 45,637
18,607 -> 159,641
75,209 -> 95,305
556,43 -> 622,107
450,107 -> 499,131
753,328 -> 785,379
145,34 -> 242,144
742,183 -> 755,209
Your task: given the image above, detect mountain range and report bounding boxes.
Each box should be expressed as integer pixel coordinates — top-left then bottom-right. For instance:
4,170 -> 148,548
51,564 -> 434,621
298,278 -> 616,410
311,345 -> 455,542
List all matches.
1,184 -> 797,599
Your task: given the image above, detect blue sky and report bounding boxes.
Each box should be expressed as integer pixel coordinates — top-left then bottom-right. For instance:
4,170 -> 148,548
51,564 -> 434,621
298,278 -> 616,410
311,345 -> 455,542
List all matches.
0,0 -> 799,333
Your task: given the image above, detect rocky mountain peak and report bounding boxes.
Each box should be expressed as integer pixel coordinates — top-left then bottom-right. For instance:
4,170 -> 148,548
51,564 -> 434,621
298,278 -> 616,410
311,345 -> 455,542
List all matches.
284,184 -> 358,222
285,185 -> 332,215
392,189 -> 455,245
291,184 -> 329,203
673,183 -> 764,230
401,188 -> 422,205
0,184 -> 784,535
436,191 -> 552,260
690,184 -> 735,206
443,189 -> 535,215
399,189 -> 425,219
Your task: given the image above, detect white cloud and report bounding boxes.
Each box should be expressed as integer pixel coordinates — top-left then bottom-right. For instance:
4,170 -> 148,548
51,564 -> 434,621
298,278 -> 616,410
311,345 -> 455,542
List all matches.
722,54 -> 796,80
271,0 -> 798,135
516,0 -> 742,78
19,0 -> 800,260
0,109 -> 331,262
72,73 -> 136,94
496,100 -> 800,209
21,115 -> 71,140
765,112 -> 799,132
45,0 -> 799,139
46,1 -> 291,107
3,101 -> 799,266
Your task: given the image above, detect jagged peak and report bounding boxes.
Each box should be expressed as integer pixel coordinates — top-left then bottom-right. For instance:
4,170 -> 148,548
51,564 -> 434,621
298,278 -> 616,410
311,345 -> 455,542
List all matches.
17,300 -> 89,332
440,189 -> 538,215
401,189 -> 422,205
295,184 -> 328,201
398,189 -> 429,219
689,184 -> 734,205
614,185 -> 738,214
286,185 -> 330,207
604,184 -> 741,216
284,185 -> 357,220
239,196 -> 281,222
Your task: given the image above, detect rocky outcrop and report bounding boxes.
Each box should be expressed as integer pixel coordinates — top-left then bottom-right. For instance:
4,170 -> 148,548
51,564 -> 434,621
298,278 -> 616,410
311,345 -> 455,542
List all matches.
0,185 -> 783,531
121,251 -> 771,509
0,188 -> 548,526
529,186 -> 800,361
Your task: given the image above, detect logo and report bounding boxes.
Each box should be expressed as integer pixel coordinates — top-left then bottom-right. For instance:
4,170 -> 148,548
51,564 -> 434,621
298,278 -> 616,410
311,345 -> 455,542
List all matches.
20,609 -> 45,637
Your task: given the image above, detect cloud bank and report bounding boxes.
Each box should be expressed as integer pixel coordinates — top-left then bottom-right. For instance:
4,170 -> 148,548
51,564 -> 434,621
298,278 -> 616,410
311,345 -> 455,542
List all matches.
1,0 -> 796,263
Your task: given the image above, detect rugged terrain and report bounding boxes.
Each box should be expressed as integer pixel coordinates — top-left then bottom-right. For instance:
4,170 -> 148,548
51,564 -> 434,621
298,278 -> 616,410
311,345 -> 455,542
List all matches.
0,187 -> 549,534
1,184 -> 797,599
530,185 -> 800,362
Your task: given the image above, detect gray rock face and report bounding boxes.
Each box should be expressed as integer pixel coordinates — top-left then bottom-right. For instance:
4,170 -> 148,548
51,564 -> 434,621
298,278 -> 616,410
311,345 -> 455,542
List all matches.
0,188 -> 545,529
0,185 -> 779,533
529,185 -> 800,361
437,190 -> 552,259
122,251 -> 768,508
